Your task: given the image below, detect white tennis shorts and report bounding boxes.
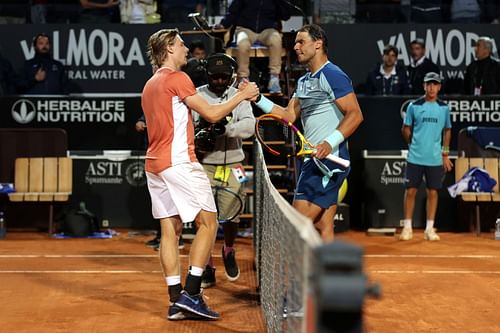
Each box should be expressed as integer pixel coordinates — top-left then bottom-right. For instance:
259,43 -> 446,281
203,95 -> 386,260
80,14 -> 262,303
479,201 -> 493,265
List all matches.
146,162 -> 216,223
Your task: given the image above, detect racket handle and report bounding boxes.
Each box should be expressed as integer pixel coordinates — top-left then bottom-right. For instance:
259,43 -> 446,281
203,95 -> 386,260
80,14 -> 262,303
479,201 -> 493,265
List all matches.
326,154 -> 351,168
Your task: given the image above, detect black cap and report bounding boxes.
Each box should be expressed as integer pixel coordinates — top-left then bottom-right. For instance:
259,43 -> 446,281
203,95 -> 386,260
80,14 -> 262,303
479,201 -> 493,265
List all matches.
423,72 -> 441,83
205,53 -> 235,75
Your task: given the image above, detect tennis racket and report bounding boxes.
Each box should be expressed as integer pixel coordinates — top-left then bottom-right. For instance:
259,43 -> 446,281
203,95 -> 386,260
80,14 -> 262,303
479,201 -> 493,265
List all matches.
255,113 -> 351,168
212,185 -> 244,223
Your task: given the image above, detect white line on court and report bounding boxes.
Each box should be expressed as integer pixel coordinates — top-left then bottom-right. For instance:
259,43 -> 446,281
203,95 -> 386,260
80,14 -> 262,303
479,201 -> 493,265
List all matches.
365,254 -> 498,259
0,254 -> 222,258
0,270 -> 163,274
371,270 -> 500,274
1,269 -> 499,275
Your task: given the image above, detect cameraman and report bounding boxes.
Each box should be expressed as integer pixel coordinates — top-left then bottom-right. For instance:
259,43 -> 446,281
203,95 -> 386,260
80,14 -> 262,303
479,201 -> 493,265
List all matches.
192,53 -> 255,287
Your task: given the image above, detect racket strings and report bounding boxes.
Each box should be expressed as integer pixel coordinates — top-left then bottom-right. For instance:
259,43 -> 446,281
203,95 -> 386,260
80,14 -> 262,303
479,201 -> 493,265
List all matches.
213,186 -> 244,223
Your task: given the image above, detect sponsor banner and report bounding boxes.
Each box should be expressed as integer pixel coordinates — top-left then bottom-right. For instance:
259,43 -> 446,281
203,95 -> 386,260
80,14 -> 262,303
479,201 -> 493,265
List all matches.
71,155 -> 154,228
379,160 -> 407,186
2,94 -> 498,151
0,23 -> 198,94
352,95 -> 500,152
1,95 -> 144,150
362,153 -> 457,229
0,24 -> 498,93
83,158 -> 147,187
326,24 -> 500,90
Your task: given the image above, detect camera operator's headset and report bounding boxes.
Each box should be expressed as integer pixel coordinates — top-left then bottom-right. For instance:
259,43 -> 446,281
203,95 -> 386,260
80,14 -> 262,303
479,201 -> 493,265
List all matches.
204,53 -> 238,87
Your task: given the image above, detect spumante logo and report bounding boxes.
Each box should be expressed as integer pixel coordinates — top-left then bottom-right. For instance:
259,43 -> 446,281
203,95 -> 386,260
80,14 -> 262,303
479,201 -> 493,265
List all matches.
11,99 -> 36,124
380,161 -> 407,185
125,161 -> 146,187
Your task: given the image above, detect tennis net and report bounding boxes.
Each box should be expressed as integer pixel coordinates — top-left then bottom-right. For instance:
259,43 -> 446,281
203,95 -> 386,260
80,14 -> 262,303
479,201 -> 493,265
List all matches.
254,142 -> 322,333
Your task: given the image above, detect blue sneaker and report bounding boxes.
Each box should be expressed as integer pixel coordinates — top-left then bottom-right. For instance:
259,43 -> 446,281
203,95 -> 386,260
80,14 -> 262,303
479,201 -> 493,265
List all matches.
268,75 -> 281,94
174,290 -> 220,320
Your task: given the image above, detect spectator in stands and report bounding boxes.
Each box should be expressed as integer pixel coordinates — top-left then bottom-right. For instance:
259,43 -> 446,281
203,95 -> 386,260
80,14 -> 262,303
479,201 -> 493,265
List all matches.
183,40 -> 207,87
216,0 -> 291,93
407,38 -> 440,95
120,0 -> 161,23
450,0 -> 480,23
30,0 -> 48,24
0,52 -> 18,96
410,0 -> 444,23
159,0 -> 204,24
313,0 -> 355,24
79,0 -> 120,23
189,40 -> 206,60
365,44 -> 409,95
464,36 -> 500,95
400,72 -> 453,242
20,33 -> 67,95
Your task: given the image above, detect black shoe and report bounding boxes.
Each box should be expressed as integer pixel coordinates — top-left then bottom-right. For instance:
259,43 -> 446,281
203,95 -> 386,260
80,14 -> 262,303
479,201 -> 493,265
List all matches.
146,237 -> 160,248
222,246 -> 240,281
201,265 -> 216,288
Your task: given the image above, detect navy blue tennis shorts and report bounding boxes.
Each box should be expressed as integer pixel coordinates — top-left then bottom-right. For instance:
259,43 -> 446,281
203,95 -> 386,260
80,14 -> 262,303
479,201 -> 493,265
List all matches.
294,158 -> 350,209
404,162 -> 444,189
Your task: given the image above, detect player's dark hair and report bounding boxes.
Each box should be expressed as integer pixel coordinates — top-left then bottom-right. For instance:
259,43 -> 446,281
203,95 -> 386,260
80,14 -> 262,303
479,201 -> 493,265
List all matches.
298,24 -> 328,54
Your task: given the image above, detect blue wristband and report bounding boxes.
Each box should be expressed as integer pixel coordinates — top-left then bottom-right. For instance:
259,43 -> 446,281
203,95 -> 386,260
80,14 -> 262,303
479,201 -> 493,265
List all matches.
325,130 -> 344,148
254,95 -> 274,114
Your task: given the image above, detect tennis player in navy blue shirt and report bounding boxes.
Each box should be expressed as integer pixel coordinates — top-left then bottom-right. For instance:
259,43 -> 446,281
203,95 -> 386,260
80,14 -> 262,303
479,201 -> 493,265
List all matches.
400,72 -> 453,241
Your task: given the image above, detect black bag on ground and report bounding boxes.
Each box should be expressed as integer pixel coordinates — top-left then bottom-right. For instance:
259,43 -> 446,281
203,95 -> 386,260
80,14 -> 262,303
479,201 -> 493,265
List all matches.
61,202 -> 99,237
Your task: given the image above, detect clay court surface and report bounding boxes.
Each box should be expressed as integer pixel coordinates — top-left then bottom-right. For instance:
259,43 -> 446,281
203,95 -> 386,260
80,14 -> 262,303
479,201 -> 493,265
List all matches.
0,230 -> 499,333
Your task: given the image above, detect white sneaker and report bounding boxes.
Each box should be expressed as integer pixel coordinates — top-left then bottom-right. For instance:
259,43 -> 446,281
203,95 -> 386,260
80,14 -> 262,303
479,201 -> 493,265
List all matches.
399,227 -> 413,241
424,228 -> 440,241
268,75 -> 281,94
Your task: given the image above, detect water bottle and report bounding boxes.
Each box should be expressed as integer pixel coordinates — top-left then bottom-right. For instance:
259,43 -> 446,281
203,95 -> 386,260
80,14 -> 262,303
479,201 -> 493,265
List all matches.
0,211 -> 6,239
495,218 -> 500,240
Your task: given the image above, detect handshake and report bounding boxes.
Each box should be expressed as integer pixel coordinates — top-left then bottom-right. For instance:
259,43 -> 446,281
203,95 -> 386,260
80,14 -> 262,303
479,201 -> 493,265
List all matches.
238,79 -> 260,102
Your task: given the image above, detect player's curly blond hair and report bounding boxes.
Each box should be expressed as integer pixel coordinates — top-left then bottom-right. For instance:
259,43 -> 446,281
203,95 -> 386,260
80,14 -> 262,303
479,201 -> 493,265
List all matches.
147,29 -> 179,69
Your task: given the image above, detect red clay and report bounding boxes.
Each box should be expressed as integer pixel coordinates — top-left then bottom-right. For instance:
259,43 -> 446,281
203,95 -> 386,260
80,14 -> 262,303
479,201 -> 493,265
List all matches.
0,230 -> 499,332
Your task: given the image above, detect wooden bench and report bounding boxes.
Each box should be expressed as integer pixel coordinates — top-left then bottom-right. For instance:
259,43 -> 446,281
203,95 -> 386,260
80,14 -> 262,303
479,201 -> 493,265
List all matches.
8,157 -> 73,234
455,157 -> 500,235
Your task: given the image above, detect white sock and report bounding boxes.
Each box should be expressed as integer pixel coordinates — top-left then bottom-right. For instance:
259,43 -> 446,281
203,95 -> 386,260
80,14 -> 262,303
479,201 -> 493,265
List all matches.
403,219 -> 412,229
426,220 -> 434,231
189,266 -> 204,277
166,275 -> 181,286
